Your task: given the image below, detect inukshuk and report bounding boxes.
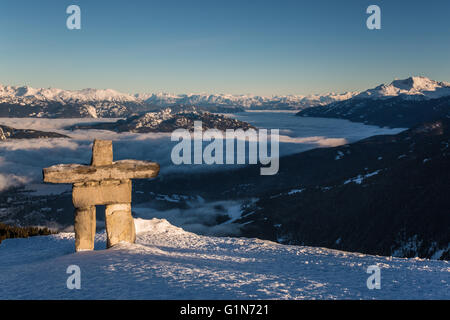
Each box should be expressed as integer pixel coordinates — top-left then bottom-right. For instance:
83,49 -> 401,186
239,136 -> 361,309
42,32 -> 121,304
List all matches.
43,140 -> 159,251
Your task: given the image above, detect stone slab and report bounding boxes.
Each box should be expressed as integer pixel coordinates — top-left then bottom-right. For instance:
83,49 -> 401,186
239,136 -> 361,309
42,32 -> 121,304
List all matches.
72,179 -> 131,208
91,140 -> 113,166
105,203 -> 136,248
43,160 -> 160,184
74,206 -> 96,251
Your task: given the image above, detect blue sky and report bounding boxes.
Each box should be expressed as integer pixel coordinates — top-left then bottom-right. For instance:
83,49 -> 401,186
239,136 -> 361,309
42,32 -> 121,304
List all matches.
0,0 -> 449,95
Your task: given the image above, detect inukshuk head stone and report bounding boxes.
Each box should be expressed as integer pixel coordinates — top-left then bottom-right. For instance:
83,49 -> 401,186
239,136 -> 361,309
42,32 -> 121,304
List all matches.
43,140 -> 160,252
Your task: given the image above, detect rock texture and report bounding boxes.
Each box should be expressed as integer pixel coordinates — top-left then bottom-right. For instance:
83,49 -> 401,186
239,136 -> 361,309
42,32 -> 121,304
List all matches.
74,206 -> 96,251
43,161 -> 159,184
72,180 -> 132,208
105,203 -> 136,248
91,140 -> 113,166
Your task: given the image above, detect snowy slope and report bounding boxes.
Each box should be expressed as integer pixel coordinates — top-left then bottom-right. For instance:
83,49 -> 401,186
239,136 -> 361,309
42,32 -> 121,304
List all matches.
356,76 -> 450,100
0,218 -> 448,299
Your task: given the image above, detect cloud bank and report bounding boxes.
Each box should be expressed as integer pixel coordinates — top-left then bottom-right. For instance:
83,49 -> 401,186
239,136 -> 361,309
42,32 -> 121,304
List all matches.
0,114 -> 404,193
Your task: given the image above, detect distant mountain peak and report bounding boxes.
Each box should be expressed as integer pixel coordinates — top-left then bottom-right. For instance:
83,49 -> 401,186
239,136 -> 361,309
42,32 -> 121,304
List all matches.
357,76 -> 450,100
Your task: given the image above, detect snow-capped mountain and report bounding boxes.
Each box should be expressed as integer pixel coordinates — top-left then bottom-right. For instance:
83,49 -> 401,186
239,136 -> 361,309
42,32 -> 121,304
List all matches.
298,76 -> 450,128
0,84 -> 358,110
136,91 -> 358,109
0,85 -> 138,104
1,76 -> 449,119
133,77 -> 450,109
355,76 -> 450,100
0,83 -> 360,118
0,85 -> 147,118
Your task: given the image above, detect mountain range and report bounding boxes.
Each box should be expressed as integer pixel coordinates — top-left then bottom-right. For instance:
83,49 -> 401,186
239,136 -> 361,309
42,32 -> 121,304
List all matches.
135,91 -> 358,109
1,76 -> 449,119
0,83 -> 358,117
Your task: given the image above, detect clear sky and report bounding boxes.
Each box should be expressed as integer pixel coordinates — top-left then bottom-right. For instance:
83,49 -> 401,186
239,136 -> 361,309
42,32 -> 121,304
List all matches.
1,0 -> 449,96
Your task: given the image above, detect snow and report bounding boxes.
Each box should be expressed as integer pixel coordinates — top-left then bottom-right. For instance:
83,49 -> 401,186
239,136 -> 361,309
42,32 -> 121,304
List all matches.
137,91 -> 360,109
335,151 -> 344,160
287,188 -> 304,195
356,76 -> 450,100
0,83 -> 360,110
0,84 -> 138,104
343,170 -> 381,185
0,218 -> 448,299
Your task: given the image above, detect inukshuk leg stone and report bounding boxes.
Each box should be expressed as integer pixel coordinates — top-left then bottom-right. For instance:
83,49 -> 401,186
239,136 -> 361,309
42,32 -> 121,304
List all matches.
74,206 -> 96,251
105,203 -> 136,248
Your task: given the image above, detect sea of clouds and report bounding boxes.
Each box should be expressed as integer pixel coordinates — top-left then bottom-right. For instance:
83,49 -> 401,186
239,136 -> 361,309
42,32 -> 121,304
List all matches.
0,113 -> 405,192
0,113 -> 405,235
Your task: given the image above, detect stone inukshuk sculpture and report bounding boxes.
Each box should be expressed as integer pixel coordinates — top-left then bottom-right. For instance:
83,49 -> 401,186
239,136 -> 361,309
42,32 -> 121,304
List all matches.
43,140 -> 159,252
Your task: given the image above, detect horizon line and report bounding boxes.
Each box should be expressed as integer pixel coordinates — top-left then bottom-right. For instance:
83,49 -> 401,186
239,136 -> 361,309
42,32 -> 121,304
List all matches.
1,74 -> 447,98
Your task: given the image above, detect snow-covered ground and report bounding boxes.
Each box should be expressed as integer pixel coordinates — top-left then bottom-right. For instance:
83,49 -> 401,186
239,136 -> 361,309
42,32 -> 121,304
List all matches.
0,218 -> 448,300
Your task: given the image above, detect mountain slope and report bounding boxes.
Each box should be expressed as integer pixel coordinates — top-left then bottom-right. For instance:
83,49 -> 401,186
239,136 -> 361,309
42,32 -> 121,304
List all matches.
70,108 -> 254,132
236,119 -> 450,260
129,119 -> 450,260
297,95 -> 450,128
297,77 -> 450,128
356,76 -> 450,100
0,124 -> 69,140
0,218 -> 448,299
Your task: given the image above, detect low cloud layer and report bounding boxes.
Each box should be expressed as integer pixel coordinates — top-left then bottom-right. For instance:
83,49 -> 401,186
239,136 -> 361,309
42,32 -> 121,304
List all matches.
0,114 -> 404,193
134,200 -> 244,236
